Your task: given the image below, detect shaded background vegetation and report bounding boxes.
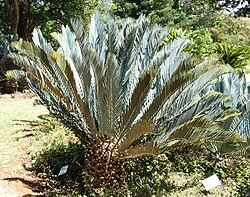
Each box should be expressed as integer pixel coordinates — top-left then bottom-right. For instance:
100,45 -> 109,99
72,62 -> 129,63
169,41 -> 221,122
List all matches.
1,0 -> 249,89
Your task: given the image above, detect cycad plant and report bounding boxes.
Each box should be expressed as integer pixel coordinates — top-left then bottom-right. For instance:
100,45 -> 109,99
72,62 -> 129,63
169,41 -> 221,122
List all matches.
203,72 -> 250,156
0,35 -> 20,94
7,12 -> 242,189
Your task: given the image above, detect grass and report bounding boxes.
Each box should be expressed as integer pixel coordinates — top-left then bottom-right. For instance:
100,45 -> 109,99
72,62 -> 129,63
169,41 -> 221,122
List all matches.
0,98 -> 49,178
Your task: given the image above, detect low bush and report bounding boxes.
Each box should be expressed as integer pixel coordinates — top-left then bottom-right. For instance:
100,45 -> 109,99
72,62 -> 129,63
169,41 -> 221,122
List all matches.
210,15 -> 250,46
28,119 -> 84,195
32,142 -> 86,195
31,126 -> 250,197
114,146 -> 250,197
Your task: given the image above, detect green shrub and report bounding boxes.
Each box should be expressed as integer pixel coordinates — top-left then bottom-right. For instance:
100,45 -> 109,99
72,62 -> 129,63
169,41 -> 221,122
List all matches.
32,143 -> 86,195
30,120 -> 85,195
95,146 -> 250,196
31,123 -> 250,196
214,43 -> 250,70
163,28 -> 215,58
186,29 -> 215,57
32,143 -> 85,177
210,15 -> 250,46
120,155 -> 171,196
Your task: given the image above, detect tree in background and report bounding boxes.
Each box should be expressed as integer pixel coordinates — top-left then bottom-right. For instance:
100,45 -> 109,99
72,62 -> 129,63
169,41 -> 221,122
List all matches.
1,0 -> 20,40
114,0 -> 249,70
112,0 -> 221,30
0,0 -> 99,94
0,0 -> 99,40
1,0 -> 249,40
30,0 -> 99,39
220,0 -> 250,17
210,14 -> 250,46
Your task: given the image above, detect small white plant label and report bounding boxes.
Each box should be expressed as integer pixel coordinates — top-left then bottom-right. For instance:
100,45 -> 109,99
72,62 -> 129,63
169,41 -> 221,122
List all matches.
58,165 -> 69,176
0,187 -> 8,193
202,174 -> 221,190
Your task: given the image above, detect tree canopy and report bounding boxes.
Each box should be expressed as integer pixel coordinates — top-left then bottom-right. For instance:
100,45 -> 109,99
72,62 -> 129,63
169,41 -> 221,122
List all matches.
112,0 -> 221,30
220,0 -> 250,17
0,0 -> 98,40
0,0 -> 249,40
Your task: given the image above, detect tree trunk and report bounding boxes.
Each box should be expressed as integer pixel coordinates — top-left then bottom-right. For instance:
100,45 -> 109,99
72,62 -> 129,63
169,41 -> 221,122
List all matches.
4,0 -> 20,41
18,0 -> 31,40
172,0 -> 179,9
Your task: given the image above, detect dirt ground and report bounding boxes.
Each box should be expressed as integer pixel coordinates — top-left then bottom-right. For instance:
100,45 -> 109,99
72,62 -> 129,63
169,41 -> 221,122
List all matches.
0,93 -> 47,197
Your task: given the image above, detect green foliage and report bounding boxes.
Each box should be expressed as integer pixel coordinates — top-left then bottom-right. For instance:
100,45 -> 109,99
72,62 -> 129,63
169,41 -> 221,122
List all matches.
32,143 -> 85,193
113,146 -> 250,196
210,15 -> 250,46
31,0 -> 99,39
112,0 -> 220,30
33,142 -> 84,178
30,121 -> 250,196
119,155 -> 171,196
30,119 -> 85,195
186,29 -> 215,57
0,0 -> 99,40
165,147 -> 250,196
0,1 -> 9,35
162,14 -> 250,60
162,28 -> 215,58
163,28 -> 186,44
214,43 -> 250,69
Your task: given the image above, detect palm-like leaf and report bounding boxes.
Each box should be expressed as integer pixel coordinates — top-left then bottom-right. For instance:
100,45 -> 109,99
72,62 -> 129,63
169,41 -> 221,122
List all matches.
6,12 -> 244,187
207,112 -> 250,156
203,71 -> 250,156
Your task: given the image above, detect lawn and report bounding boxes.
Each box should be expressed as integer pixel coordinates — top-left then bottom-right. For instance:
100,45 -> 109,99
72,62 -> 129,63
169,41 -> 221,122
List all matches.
0,98 -> 48,179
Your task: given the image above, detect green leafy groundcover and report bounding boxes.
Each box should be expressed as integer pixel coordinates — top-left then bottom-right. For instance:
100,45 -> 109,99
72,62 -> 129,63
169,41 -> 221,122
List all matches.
32,129 -> 250,197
